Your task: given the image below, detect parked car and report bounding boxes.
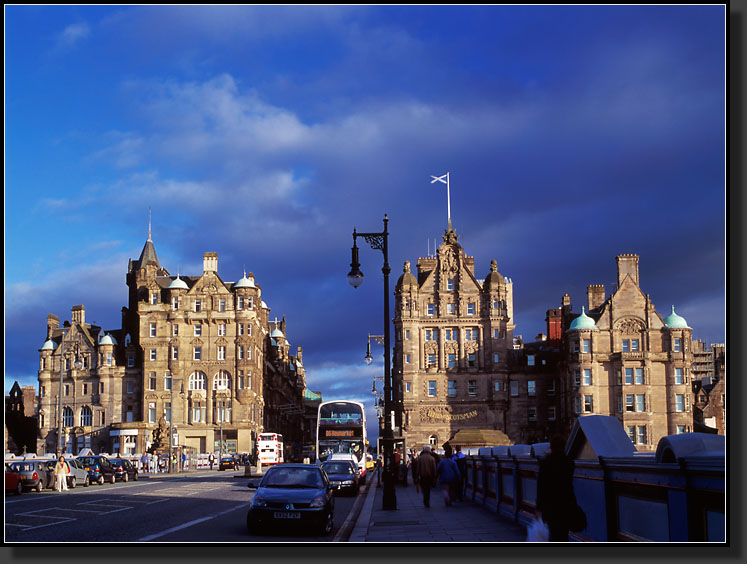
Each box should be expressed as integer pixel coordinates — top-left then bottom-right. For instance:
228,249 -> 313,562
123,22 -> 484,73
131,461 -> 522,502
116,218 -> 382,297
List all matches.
42,458 -> 90,489
9,460 -> 45,492
366,454 -> 375,471
5,463 -> 24,495
219,456 -> 236,471
77,455 -> 116,485
320,460 -> 359,496
109,458 -> 139,482
246,463 -> 335,536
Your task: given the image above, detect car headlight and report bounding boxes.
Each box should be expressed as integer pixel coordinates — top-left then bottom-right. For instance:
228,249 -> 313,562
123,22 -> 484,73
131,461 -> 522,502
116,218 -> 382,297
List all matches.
309,495 -> 326,508
342,480 -> 355,485
252,495 -> 267,508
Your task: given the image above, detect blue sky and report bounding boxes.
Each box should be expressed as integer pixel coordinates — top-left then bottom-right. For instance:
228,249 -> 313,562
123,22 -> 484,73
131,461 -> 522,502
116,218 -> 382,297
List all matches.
5,5 -> 726,441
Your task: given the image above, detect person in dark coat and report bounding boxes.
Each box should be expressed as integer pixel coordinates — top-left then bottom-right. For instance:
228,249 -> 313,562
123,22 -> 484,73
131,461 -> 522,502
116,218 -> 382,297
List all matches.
417,445 -> 438,508
536,435 -> 576,541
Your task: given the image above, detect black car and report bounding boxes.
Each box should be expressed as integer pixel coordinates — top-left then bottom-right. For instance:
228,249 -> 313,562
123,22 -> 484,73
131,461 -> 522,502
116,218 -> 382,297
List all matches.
246,464 -> 335,536
77,455 -> 116,485
110,458 -> 139,482
321,461 -> 359,496
219,457 -> 235,471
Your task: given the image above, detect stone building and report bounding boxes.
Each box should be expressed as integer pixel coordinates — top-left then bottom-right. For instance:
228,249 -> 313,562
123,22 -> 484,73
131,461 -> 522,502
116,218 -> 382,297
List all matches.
393,226 -> 562,449
37,231 -> 307,456
5,382 -> 39,454
393,227 -> 698,453
556,254 -> 695,451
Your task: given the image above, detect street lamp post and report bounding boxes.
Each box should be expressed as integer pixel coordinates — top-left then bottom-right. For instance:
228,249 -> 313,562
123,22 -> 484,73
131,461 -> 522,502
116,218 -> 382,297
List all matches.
348,215 -> 397,510
168,378 -> 183,473
366,333 -> 385,487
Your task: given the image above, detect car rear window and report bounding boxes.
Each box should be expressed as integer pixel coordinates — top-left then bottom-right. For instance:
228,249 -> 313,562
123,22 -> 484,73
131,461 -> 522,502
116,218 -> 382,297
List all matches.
323,463 -> 354,474
263,468 -> 323,488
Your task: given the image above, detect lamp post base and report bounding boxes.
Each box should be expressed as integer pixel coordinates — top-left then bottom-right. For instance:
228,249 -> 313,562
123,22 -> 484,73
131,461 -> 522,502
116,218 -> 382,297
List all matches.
381,466 -> 397,510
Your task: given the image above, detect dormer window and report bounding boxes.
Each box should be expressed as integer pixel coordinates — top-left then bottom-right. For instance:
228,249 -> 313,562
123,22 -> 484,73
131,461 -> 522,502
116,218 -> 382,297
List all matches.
151,292 -> 159,305
467,303 -> 476,315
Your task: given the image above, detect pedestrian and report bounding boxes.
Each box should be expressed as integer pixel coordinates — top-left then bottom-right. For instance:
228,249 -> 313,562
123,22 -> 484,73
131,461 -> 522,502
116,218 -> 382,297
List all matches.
182,452 -> 187,470
54,455 -> 70,492
140,452 -> 149,473
209,452 -> 215,470
437,444 -> 460,506
536,435 -> 576,542
411,451 -> 420,493
417,445 -> 438,508
452,445 -> 467,501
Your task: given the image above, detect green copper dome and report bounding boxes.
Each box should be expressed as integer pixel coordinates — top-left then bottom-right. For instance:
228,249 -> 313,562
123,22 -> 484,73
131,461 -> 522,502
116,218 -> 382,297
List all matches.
664,305 -> 690,329
168,275 -> 189,290
41,339 -> 57,351
568,307 -> 597,331
99,333 -> 117,346
234,271 -> 256,289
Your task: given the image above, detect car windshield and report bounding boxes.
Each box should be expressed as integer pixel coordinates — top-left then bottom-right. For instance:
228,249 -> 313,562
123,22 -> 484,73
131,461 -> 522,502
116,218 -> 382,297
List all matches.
323,463 -> 354,475
262,468 -> 324,488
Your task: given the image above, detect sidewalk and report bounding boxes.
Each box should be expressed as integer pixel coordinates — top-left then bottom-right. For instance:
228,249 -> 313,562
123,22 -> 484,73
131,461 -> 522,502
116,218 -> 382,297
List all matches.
349,473 -> 527,543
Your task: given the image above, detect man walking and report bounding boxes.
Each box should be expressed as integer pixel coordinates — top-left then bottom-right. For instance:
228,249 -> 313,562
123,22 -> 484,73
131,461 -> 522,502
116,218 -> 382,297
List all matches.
417,445 -> 438,508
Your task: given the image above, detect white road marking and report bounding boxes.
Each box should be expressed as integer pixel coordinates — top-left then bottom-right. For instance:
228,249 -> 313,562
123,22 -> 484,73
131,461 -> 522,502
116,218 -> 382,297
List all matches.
137,502 -> 252,541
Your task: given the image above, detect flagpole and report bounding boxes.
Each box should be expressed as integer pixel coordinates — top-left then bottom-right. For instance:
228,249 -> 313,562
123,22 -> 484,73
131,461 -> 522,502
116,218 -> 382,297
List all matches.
446,172 -> 451,231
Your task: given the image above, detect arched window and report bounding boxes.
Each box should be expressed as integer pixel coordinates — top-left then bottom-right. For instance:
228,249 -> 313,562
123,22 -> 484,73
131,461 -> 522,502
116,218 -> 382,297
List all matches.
428,435 -> 438,447
79,405 -> 92,426
63,407 -> 74,427
213,370 -> 232,390
189,371 -> 207,391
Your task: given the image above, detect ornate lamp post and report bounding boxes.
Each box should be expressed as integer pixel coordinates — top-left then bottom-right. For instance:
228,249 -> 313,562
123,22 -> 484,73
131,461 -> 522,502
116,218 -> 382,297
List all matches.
348,215 -> 397,510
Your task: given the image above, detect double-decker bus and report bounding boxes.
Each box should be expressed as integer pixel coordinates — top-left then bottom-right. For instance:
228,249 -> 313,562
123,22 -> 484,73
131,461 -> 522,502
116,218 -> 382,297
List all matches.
316,401 -> 367,482
257,433 -> 284,466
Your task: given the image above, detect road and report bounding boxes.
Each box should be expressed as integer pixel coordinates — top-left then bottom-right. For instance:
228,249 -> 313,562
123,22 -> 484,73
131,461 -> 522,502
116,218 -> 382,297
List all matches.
4,470 -> 366,543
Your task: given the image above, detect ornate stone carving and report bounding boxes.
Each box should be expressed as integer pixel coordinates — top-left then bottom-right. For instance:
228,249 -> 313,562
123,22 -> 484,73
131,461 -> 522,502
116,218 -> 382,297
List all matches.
615,317 -> 646,334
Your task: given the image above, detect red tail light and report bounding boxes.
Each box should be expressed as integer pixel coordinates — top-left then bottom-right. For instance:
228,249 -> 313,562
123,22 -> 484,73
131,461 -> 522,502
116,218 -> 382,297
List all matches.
116,466 -> 123,472
32,472 -> 38,480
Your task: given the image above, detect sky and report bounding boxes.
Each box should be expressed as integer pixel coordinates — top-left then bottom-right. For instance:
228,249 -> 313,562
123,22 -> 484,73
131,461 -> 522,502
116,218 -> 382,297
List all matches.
5,5 -> 726,442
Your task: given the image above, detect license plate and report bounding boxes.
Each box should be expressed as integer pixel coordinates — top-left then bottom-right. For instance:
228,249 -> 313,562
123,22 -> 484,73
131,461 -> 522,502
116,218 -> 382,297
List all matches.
273,511 -> 301,519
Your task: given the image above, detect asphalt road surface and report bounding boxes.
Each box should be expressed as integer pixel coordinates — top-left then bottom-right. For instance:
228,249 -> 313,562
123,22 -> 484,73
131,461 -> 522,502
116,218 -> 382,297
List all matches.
4,470 -> 364,543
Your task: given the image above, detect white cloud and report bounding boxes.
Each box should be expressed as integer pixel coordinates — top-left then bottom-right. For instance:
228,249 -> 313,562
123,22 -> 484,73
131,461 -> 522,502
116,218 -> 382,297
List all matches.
57,22 -> 90,48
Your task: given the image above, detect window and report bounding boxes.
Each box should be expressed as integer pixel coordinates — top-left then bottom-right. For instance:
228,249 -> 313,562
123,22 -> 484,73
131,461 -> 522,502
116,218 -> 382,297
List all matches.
172,346 -> 178,360
447,353 -> 457,368
194,324 -> 202,337
238,324 -> 244,336
150,349 -> 157,361
675,394 -> 685,412
493,353 -> 500,364
584,395 -> 594,413
444,329 -> 456,341
405,354 -> 411,364
165,402 -> 171,423
467,303 -> 476,315
425,329 -> 437,341
635,368 -> 644,385
447,279 -> 454,290
100,382 -> 104,393
218,324 -> 226,336
150,323 -> 157,337
582,339 -> 590,353
149,373 -> 156,390
527,380 -> 536,397
582,369 -> 592,386
674,368 -> 684,385
218,298 -> 226,312
624,368 -> 633,385
172,297 -> 179,310
676,425 -> 687,435
194,347 -> 202,361
194,299 -> 202,312
246,324 -> 252,336
510,381 -> 519,397
465,329 -> 477,341
192,406 -> 204,423
189,372 -> 207,390
127,355 -> 135,368
447,303 -> 456,315
626,425 -> 636,443
493,299 -> 499,309
631,339 -> 640,352
467,353 -> 476,367
573,341 -> 580,353
493,329 -> 500,339
494,381 -> 501,392
574,370 -> 581,387
213,370 -> 231,390
405,382 -> 411,393
468,380 -> 477,396
247,370 -> 252,390
427,353 -> 437,368
427,304 -> 435,316
247,347 -> 252,360
573,396 -> 582,414
617,395 -> 623,413
636,426 -> 647,445
448,380 -> 457,397
548,406 -> 556,421
547,380 -> 556,396
528,407 -> 537,422
238,346 -> 244,360
626,395 -> 635,412
527,355 -> 535,366
635,394 -> 646,412
126,381 -> 135,394
405,330 -> 411,340
428,381 -> 437,397
622,340 -> 630,352
151,292 -> 158,305
106,353 -> 113,366
237,296 -> 245,310
673,338 -> 681,352
172,324 -> 179,336
149,403 -> 156,423
64,384 -> 70,396
80,406 -> 92,426
218,346 -> 226,361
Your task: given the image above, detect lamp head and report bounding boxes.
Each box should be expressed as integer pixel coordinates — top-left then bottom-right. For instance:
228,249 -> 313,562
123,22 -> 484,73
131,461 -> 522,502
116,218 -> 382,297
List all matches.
347,240 -> 364,288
